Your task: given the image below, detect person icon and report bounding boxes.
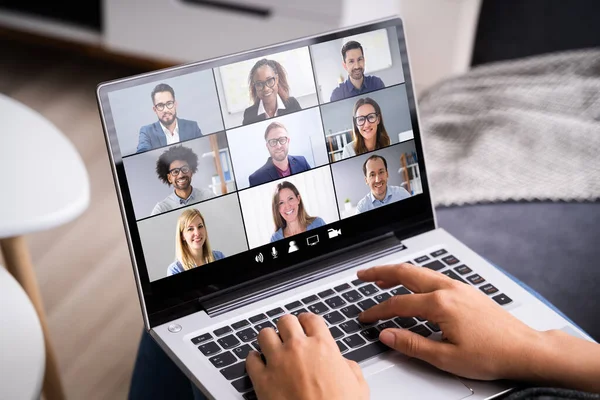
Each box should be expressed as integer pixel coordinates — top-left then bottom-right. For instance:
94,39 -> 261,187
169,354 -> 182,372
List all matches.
288,241 -> 299,253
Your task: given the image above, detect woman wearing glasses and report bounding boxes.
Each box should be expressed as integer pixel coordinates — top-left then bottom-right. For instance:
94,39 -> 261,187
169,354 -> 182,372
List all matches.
167,208 -> 225,276
341,97 -> 391,159
270,181 -> 325,242
151,145 -> 215,216
242,59 -> 302,125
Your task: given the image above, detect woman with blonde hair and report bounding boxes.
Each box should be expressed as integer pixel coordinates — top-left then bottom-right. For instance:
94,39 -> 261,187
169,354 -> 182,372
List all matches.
341,97 -> 391,159
270,181 -> 325,242
167,208 -> 224,276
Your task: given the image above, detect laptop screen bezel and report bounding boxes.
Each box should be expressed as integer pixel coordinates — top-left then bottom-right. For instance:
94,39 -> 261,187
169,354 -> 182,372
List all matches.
96,17 -> 435,327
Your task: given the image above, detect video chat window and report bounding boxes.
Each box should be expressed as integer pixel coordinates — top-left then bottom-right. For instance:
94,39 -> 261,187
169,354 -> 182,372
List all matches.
214,47 -> 319,130
107,70 -> 224,157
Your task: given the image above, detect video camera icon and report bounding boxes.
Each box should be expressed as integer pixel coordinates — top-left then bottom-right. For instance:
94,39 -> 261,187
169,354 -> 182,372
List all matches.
328,228 -> 341,239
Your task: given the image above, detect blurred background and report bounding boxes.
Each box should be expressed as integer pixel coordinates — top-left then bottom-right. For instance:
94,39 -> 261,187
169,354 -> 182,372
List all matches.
0,0 -> 598,398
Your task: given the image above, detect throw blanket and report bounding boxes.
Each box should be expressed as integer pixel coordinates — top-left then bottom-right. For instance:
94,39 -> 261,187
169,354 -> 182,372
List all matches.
418,49 -> 600,206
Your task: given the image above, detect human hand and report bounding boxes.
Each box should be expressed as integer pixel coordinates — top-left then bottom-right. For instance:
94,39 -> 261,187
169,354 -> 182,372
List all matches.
357,263 -> 542,381
246,313 -> 369,400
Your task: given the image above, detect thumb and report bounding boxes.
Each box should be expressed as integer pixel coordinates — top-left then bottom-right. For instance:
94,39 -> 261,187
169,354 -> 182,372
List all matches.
379,328 -> 450,367
245,351 -> 266,384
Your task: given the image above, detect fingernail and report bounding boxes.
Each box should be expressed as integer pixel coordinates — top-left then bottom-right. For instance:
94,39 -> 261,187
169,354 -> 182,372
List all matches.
379,330 -> 394,346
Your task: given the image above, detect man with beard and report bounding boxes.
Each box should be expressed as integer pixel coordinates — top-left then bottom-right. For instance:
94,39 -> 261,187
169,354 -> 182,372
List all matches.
136,83 -> 203,153
248,121 -> 311,187
330,41 -> 385,102
356,154 -> 410,213
151,145 -> 215,216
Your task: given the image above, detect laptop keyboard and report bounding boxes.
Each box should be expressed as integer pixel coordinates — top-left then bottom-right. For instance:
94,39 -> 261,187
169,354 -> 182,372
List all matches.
190,249 -> 513,399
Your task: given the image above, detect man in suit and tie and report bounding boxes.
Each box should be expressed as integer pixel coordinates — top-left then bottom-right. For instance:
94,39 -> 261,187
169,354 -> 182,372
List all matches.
249,122 -> 311,187
136,83 -> 203,153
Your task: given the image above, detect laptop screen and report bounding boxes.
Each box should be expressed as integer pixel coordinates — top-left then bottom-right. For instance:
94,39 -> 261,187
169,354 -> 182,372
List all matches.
97,18 -> 434,324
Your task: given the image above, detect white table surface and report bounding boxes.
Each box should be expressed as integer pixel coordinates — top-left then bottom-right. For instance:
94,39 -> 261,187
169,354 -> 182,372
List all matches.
0,93 -> 90,238
0,266 -> 45,400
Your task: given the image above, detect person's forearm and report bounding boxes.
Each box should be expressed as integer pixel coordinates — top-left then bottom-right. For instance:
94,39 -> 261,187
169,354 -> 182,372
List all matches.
520,330 -> 600,392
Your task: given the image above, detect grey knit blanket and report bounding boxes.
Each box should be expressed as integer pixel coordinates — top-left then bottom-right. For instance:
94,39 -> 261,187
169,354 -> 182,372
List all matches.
418,49 -> 600,206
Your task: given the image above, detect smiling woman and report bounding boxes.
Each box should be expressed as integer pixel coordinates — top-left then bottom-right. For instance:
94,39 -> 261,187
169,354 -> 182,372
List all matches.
342,97 -> 391,159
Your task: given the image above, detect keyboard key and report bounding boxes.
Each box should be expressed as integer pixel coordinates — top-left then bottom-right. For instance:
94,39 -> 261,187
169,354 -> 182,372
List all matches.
416,317 -> 426,322
343,334 -> 367,349
334,283 -> 351,292
466,274 -> 485,285
272,316 -> 283,325
442,270 -> 467,283
318,288 -> 335,298
394,317 -> 417,328
357,298 -> 377,311
198,341 -> 220,356
251,341 -> 261,352
374,293 -> 392,303
336,340 -> 349,353
341,290 -> 363,303
351,278 -> 365,286
221,361 -> 247,380
329,326 -> 344,339
360,327 -> 380,341
266,307 -> 284,317
390,286 -> 411,296
236,327 -> 258,342
414,255 -> 430,264
301,295 -> 319,304
254,321 -> 275,332
340,320 -> 362,334
340,305 -> 361,319
323,311 -> 345,325
454,265 -> 472,275
218,334 -> 240,349
410,324 -> 432,337
344,341 -> 389,362
425,322 -> 441,332
191,333 -> 212,345
209,351 -> 237,368
423,260 -> 445,271
358,284 -> 379,296
480,283 -> 499,295
431,249 -> 448,257
243,391 -> 258,400
232,344 -> 253,359
285,300 -> 302,310
213,326 -> 232,337
231,320 -> 250,330
291,308 -> 308,317
493,293 -> 513,305
442,255 -> 460,265
308,302 -> 329,315
377,321 -> 398,331
231,376 -> 252,392
249,314 -> 267,324
324,295 -> 346,309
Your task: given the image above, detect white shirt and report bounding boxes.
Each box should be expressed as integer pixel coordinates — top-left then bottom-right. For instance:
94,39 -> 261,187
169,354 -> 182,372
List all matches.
160,119 -> 179,145
257,94 -> 286,118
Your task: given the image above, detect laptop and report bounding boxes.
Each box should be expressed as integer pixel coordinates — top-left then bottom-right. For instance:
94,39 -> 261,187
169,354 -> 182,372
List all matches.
96,17 -> 590,400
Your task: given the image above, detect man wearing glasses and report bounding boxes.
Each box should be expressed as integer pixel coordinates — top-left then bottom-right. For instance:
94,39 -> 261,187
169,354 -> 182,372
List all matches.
151,145 -> 215,216
248,122 -> 311,187
356,154 -> 410,213
136,83 -> 203,153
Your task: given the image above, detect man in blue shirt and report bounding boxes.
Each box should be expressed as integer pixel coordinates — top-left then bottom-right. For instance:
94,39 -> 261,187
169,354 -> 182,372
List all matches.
356,154 -> 411,213
330,40 -> 385,102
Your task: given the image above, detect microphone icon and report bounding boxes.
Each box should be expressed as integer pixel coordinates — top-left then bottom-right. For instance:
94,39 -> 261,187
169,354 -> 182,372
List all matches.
271,247 -> 278,259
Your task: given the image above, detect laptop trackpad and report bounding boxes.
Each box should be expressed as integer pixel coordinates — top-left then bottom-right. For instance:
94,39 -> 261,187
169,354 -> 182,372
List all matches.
365,357 -> 473,399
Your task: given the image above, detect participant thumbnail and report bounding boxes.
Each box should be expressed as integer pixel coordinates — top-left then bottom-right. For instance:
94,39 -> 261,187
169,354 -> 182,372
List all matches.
320,84 -> 413,162
138,194 -> 249,282
330,142 -> 420,219
123,132 -> 235,220
214,47 -> 319,129
107,70 -> 224,157
310,27 -> 405,104
238,166 -> 340,249
226,107 -> 329,190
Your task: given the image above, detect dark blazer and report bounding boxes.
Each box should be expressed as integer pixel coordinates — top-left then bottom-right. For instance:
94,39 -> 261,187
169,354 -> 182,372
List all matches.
248,155 -> 311,187
136,118 -> 202,153
242,96 -> 302,125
